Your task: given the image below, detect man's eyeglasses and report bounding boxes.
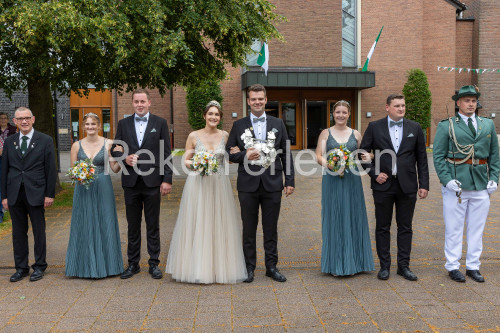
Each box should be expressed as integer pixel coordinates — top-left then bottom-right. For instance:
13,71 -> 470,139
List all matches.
15,117 -> 33,122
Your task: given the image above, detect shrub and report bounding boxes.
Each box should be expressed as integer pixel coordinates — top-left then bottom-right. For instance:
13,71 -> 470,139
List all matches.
186,81 -> 223,130
402,69 -> 432,130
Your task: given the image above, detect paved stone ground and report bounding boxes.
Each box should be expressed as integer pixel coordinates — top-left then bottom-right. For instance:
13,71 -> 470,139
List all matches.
0,152 -> 500,332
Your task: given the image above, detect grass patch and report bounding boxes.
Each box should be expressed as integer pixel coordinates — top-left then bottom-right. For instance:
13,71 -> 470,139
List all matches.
53,182 -> 75,207
0,212 -> 12,237
171,149 -> 185,156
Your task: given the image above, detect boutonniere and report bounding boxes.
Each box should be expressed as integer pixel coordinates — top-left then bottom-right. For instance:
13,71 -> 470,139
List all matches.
151,128 -> 157,133
14,141 -> 18,149
250,127 -> 254,131
407,133 -> 414,138
31,142 -> 35,148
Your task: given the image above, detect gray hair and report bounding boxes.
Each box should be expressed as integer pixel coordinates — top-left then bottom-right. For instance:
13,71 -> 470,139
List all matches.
14,107 -> 33,117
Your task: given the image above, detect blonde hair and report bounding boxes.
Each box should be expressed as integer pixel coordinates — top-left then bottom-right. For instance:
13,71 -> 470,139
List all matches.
83,112 -> 101,125
333,100 -> 351,113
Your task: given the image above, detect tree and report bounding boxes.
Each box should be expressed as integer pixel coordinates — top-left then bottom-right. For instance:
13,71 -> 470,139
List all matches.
187,81 -> 224,131
0,0 -> 283,186
402,69 -> 432,131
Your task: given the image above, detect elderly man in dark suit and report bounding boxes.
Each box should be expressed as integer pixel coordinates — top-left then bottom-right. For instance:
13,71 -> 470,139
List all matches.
1,107 -> 56,282
111,89 -> 172,280
360,94 -> 429,281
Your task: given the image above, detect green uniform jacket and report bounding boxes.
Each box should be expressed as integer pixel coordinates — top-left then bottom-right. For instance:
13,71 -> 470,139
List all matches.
433,115 -> 500,190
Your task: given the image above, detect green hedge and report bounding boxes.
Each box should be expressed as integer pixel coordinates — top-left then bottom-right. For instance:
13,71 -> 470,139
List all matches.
186,81 -> 223,130
402,69 -> 432,130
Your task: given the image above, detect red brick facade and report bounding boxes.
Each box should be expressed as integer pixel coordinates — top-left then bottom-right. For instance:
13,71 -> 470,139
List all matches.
111,0 -> 489,148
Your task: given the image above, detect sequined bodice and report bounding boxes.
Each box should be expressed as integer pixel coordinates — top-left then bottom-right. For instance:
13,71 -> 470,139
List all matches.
326,129 -> 358,152
77,141 -> 106,174
194,133 -> 226,170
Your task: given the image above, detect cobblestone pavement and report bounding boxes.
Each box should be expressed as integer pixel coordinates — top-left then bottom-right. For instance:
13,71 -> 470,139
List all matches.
0,152 -> 499,332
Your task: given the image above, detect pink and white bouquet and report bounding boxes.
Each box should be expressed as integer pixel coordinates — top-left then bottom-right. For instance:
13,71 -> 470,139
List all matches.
66,158 -> 97,189
191,151 -> 219,176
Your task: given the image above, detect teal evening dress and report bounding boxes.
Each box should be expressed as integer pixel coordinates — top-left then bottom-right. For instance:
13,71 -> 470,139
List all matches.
321,129 -> 374,276
65,141 -> 123,278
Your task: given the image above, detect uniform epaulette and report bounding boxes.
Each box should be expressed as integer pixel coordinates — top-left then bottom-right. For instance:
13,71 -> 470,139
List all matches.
440,117 -> 453,122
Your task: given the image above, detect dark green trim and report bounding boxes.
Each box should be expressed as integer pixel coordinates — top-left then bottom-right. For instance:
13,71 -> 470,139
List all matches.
242,70 -> 375,89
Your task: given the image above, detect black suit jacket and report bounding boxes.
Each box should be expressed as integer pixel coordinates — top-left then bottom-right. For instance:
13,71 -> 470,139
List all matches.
1,130 -> 57,206
360,117 -> 429,193
111,113 -> 172,188
226,115 -> 294,192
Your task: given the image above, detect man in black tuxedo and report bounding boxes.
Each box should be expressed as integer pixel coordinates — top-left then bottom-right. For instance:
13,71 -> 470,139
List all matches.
227,84 -> 295,283
2,107 -> 56,282
112,89 -> 172,279
360,94 -> 429,281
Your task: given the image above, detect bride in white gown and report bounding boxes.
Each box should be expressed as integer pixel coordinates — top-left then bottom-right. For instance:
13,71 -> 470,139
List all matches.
166,101 -> 247,284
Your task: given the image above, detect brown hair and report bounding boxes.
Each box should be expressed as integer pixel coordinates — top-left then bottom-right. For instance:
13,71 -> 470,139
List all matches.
333,100 -> 351,113
204,101 -> 223,118
132,88 -> 151,100
83,112 -> 101,125
386,94 -> 405,105
247,84 -> 266,96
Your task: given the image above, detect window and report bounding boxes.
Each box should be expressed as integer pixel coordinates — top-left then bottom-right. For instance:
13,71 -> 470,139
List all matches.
342,0 -> 356,67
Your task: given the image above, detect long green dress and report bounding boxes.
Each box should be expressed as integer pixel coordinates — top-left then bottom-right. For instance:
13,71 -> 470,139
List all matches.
321,129 -> 374,276
65,141 -> 123,278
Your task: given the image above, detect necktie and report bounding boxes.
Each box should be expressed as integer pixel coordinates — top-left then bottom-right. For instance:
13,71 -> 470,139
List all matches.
21,136 -> 28,155
467,118 -> 476,137
136,116 -> 147,122
390,120 -> 403,128
253,117 -> 265,123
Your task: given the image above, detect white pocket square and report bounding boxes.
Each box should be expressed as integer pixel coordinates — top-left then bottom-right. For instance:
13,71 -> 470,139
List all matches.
151,128 -> 157,133
407,133 -> 414,137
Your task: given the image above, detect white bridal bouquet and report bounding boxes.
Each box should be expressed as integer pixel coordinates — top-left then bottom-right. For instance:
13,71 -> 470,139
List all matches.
190,151 -> 219,176
241,128 -> 278,169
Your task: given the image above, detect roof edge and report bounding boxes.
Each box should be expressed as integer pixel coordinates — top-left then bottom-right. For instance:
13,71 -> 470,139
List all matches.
443,0 -> 467,11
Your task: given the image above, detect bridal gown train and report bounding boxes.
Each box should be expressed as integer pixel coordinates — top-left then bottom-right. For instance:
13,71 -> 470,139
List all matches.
166,133 -> 247,284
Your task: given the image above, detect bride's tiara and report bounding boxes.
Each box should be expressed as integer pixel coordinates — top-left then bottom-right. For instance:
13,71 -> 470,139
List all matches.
206,100 -> 222,109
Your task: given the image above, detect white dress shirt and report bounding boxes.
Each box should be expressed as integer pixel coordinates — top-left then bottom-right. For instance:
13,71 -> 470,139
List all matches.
458,112 -> 477,132
19,128 -> 34,149
134,112 -> 149,146
250,113 -> 267,142
388,116 -> 403,174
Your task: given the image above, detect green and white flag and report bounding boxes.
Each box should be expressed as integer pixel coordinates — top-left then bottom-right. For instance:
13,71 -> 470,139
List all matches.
362,26 -> 383,72
257,42 -> 269,76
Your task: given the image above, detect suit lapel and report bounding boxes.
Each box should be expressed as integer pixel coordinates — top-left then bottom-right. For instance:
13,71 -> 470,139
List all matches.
398,119 -> 410,152
246,116 -> 256,138
381,118 -> 395,151
141,115 -> 155,147
455,116 -> 474,140
127,115 -> 140,148
14,135 -> 22,159
22,131 -> 39,159
475,116 -> 483,139
265,116 -> 273,140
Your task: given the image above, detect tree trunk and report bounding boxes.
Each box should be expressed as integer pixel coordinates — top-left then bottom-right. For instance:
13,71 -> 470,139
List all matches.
27,77 -> 62,194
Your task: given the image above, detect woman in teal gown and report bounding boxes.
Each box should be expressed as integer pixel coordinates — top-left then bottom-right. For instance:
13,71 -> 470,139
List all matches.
65,113 -> 123,278
315,100 -> 374,276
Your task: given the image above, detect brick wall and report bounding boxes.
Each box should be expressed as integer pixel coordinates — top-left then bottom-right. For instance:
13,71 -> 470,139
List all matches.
477,0 -> 500,129
269,0 -> 342,67
455,20 -> 474,89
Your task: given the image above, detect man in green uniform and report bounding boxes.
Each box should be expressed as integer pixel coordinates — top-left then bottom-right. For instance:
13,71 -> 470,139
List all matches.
433,85 -> 499,283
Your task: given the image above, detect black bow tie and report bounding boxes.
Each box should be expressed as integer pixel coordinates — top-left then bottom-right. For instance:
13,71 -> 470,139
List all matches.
253,117 -> 265,123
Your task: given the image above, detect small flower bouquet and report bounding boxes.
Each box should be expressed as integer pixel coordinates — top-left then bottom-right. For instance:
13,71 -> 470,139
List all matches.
327,145 -> 352,178
66,158 -> 97,189
191,151 -> 219,176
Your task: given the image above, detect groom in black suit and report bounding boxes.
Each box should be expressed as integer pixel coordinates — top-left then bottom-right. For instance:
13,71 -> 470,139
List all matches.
112,89 -> 172,279
360,94 -> 429,281
227,84 -> 295,283
2,107 -> 56,282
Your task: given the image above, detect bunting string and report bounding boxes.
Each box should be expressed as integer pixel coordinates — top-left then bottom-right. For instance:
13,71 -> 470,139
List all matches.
437,66 -> 500,74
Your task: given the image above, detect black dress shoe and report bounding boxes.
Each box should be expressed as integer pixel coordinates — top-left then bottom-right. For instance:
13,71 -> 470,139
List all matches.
265,267 -> 286,282
377,268 -> 390,280
448,269 -> 466,282
10,270 -> 29,282
29,269 -> 44,282
397,267 -> 418,281
149,265 -> 163,279
120,264 -> 140,279
466,269 -> 485,283
243,269 -> 254,283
